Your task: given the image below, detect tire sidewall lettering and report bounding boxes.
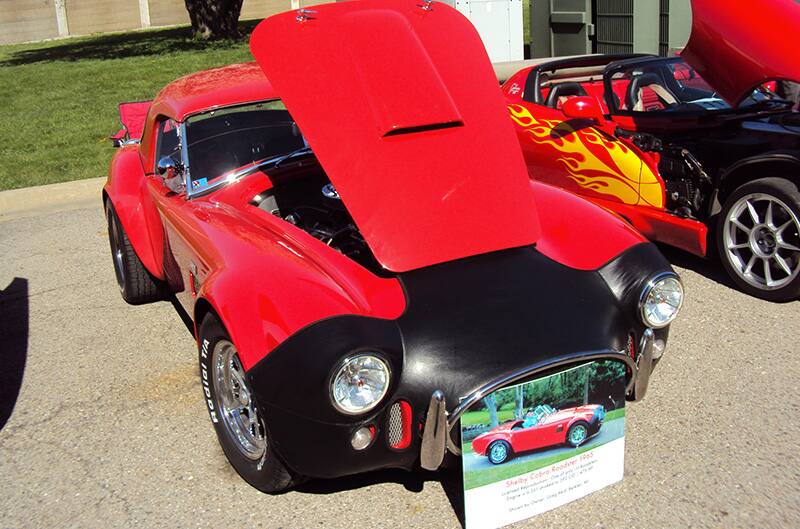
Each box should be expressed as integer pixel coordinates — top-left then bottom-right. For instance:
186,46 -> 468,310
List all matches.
199,337 -> 218,423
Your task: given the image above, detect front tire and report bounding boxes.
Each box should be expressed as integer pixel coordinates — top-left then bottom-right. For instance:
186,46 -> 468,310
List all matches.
105,200 -> 162,304
198,314 -> 295,493
566,421 -> 589,448
717,178 -> 800,301
487,440 -> 512,465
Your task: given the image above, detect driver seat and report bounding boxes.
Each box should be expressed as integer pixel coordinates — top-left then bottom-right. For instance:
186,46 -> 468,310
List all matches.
626,73 -> 678,111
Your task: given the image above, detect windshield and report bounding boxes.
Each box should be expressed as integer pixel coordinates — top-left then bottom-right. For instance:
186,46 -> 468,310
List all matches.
184,100 -> 306,191
609,58 -> 789,114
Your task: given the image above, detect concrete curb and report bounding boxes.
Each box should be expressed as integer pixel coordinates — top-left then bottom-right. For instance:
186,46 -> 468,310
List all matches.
0,177 -> 105,221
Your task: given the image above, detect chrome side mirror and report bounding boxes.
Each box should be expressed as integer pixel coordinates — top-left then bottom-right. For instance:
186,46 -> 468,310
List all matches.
157,156 -> 182,179
157,156 -> 185,194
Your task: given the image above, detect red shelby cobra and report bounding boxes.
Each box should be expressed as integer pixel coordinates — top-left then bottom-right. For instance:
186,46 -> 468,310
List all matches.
472,404 -> 605,464
501,0 -> 800,301
104,0 -> 682,492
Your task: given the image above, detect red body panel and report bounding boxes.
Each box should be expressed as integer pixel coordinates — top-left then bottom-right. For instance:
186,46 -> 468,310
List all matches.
591,197 -> 708,257
250,0 -> 541,272
533,182 -> 645,270
139,169 -> 407,371
472,405 -> 602,455
682,0 -> 800,105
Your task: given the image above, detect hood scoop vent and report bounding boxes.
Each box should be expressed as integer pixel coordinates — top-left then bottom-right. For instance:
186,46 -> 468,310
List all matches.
341,10 -> 464,138
383,120 -> 463,137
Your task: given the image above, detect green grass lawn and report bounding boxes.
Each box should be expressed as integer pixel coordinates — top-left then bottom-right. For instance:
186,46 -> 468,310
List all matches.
0,22 -> 259,191
0,7 -> 532,192
460,409 -> 517,427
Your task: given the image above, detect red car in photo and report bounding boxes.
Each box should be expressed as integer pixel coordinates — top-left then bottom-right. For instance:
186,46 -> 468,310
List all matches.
501,0 -> 800,301
103,0 -> 682,492
472,404 -> 605,464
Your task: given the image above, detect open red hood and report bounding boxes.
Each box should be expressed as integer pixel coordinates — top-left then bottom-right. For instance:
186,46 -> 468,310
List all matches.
250,0 -> 540,272
681,0 -> 800,105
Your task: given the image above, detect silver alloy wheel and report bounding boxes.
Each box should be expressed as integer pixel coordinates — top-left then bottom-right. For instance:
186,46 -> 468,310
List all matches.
489,442 -> 508,463
108,212 -> 125,289
723,193 -> 800,291
212,340 -> 267,460
569,424 -> 588,446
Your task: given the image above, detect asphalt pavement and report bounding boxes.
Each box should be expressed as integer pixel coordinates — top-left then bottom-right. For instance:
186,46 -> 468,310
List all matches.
1,200 -> 799,529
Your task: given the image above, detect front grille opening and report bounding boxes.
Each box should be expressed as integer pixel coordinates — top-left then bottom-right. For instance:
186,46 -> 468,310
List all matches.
387,400 -> 412,450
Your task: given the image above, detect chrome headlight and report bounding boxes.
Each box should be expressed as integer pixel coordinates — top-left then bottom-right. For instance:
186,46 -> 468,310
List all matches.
639,273 -> 684,328
330,354 -> 390,415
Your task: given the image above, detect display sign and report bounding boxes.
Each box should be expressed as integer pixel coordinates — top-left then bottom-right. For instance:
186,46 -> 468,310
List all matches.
461,361 -> 627,529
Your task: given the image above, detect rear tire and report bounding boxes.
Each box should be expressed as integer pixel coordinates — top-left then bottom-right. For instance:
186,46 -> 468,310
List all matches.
105,200 -> 162,304
716,178 -> 800,302
198,314 -> 296,493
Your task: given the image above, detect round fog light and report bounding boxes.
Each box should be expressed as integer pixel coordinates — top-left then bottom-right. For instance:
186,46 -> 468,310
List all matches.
351,427 -> 373,451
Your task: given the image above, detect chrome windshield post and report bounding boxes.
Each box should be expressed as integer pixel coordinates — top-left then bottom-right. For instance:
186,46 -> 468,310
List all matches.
178,122 -> 193,196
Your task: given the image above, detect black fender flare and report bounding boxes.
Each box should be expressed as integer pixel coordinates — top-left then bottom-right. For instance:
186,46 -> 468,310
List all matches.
711,152 -> 800,216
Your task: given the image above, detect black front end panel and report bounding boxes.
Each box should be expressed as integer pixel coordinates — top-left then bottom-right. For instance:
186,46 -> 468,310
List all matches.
246,243 -> 672,479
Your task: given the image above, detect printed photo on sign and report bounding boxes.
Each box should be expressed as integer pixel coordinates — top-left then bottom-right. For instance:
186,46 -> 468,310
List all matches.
461,361 -> 627,529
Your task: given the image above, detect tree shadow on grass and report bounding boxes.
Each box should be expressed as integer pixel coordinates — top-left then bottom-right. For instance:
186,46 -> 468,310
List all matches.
0,278 -> 29,431
0,20 -> 260,67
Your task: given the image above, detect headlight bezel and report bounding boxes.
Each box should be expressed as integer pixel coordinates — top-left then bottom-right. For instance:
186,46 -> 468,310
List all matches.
639,272 -> 684,329
329,352 -> 392,416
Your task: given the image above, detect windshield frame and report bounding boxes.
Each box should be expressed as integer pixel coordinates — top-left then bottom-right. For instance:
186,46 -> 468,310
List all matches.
183,99 -> 305,199
603,56 -> 790,118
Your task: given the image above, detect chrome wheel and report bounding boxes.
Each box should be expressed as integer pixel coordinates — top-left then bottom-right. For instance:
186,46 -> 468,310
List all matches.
107,211 -> 125,289
568,424 -> 588,446
723,193 -> 800,291
488,442 -> 509,464
212,340 -> 267,460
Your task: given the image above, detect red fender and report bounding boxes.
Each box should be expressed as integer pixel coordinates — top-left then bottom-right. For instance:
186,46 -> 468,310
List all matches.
533,181 -> 646,270
188,204 -> 407,370
104,146 -> 166,279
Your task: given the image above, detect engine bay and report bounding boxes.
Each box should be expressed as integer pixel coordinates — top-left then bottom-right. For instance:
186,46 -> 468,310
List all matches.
251,160 -> 385,275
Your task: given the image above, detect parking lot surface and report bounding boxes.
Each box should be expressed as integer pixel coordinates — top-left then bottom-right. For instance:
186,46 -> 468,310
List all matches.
1,204 -> 798,529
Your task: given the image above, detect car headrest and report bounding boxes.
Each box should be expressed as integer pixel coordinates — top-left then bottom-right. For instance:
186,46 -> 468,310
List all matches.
545,82 -> 588,108
626,73 -> 665,109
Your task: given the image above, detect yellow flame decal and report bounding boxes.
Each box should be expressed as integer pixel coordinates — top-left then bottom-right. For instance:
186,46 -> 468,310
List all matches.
508,105 -> 664,208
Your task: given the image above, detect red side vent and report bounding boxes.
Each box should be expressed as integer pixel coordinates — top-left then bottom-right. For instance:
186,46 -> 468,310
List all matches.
387,400 -> 412,450
627,332 -> 636,359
